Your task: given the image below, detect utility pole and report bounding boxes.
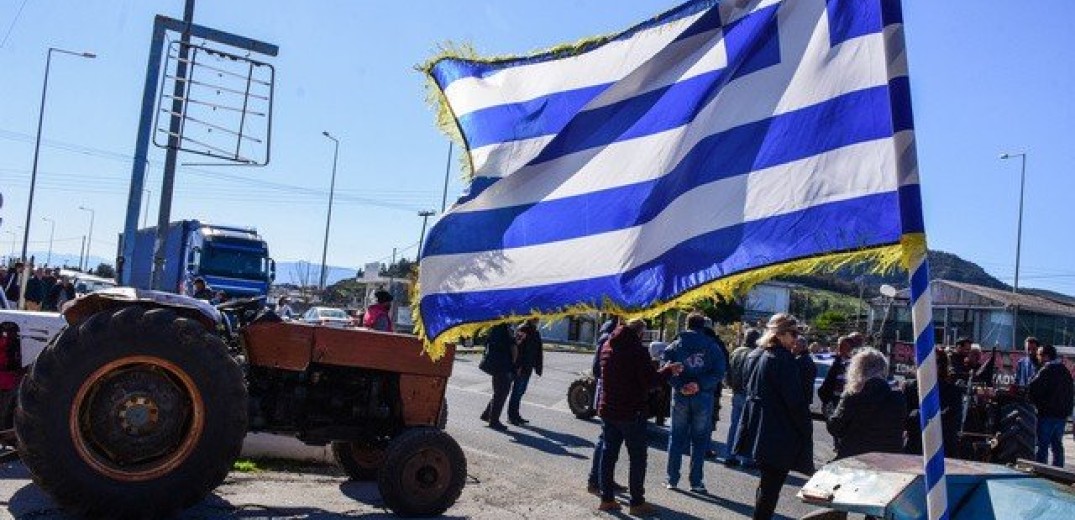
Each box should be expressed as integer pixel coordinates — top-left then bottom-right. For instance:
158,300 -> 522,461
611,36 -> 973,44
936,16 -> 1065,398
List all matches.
417,210 -> 435,259
440,142 -> 452,213
150,0 -> 195,290
319,131 -> 340,290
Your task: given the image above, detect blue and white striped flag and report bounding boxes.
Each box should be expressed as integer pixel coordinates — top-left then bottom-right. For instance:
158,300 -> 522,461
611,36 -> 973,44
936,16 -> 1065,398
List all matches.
418,0 -> 921,349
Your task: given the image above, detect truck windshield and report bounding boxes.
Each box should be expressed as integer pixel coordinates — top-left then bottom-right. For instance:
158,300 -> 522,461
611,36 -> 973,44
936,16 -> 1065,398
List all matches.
200,242 -> 266,280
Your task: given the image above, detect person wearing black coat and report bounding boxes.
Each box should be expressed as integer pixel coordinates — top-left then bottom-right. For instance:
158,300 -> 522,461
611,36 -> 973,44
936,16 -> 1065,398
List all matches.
1027,344 -> 1074,468
734,314 -> 812,520
902,348 -> 962,458
507,318 -> 543,425
479,323 -> 516,431
826,348 -> 906,460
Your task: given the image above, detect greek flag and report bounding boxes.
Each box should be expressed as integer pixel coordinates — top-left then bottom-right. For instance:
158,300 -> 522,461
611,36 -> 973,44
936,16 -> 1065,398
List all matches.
418,0 -> 919,349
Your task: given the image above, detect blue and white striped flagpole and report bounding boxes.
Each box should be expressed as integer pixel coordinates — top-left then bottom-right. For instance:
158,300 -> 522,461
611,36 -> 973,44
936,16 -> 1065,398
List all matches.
884,1 -> 948,519
907,250 -> 948,520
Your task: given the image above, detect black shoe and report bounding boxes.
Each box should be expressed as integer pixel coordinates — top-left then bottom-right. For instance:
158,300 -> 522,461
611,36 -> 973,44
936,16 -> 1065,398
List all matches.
722,458 -> 740,468
705,450 -> 718,460
487,422 -> 508,431
480,411 -> 490,422
508,417 -> 529,425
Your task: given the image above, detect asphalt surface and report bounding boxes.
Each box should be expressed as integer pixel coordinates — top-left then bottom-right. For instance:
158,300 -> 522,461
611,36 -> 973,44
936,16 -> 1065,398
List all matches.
10,350 -> 1066,519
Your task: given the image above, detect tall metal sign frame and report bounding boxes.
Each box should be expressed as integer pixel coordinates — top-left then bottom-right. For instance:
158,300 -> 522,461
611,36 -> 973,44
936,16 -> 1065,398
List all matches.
118,11 -> 278,287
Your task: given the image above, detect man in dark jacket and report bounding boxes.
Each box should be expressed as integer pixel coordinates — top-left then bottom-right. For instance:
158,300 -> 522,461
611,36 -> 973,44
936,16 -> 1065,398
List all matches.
662,313 -> 725,493
587,316 -> 626,495
507,318 -> 543,425
479,323 -> 516,431
817,335 -> 853,416
1027,344 -> 1074,467
2,262 -> 21,302
24,268 -> 46,311
903,348 -> 962,458
596,319 -> 681,514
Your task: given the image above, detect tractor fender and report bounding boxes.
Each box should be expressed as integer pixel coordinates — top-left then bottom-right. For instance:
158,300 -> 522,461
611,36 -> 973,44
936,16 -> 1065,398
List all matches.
61,287 -> 222,332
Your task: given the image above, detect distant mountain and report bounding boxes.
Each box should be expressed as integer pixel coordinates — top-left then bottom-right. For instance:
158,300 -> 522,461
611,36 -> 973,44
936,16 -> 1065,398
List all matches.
780,249 -> 1011,298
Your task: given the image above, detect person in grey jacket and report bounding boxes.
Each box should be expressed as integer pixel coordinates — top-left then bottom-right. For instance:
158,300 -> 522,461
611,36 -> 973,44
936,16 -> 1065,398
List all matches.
661,312 -> 726,493
723,326 -> 760,467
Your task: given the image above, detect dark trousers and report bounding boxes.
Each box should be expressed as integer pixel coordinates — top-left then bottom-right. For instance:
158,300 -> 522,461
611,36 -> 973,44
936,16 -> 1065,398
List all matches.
754,463 -> 790,520
482,372 -> 513,425
600,416 -> 648,505
507,369 -> 532,420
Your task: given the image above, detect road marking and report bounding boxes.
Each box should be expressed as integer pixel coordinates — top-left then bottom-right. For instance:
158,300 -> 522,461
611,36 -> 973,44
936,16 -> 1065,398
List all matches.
462,445 -> 509,462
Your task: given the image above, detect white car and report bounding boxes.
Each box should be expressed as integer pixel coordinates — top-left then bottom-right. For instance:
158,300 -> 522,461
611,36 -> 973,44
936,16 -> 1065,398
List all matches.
810,353 -> 835,418
301,306 -> 353,328
0,291 -> 68,370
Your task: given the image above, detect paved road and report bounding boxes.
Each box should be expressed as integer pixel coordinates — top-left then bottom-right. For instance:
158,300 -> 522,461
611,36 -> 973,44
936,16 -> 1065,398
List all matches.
15,350 -> 1069,519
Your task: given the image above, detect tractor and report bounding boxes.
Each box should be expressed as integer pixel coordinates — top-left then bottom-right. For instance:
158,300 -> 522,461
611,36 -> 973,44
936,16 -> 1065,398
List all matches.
12,287 -> 465,518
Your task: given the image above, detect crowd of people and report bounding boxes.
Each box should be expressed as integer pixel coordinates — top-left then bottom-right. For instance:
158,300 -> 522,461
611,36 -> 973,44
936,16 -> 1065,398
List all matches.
1,264 -> 78,310
470,311 -> 1074,518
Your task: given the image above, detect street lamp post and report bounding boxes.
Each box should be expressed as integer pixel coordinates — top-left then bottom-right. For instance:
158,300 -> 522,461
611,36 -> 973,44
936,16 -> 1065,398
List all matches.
1000,152 -> 1027,349
41,217 -> 55,266
319,131 -> 340,290
417,210 -> 436,259
78,206 -> 95,271
20,47 -> 96,264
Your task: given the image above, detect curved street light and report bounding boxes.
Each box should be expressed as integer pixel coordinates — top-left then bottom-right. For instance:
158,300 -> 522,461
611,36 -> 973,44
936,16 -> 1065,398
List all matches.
20,47 -> 96,264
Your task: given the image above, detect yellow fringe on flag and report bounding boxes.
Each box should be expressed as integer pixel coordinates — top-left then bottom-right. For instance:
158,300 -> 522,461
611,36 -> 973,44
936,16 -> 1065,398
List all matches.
413,233 -> 926,361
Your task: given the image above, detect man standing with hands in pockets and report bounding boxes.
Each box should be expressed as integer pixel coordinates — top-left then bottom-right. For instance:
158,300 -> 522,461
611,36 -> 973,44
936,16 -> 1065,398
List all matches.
662,312 -> 726,493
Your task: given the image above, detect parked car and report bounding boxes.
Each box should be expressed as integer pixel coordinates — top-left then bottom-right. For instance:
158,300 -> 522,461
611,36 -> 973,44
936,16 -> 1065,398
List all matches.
810,353 -> 835,419
301,306 -> 353,328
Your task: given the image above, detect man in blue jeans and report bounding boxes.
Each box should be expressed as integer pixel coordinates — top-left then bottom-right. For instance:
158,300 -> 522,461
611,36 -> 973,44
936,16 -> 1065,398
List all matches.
662,313 -> 726,493
724,327 -> 760,467
507,318 -> 543,425
596,319 -> 682,514
1027,344 -> 1073,467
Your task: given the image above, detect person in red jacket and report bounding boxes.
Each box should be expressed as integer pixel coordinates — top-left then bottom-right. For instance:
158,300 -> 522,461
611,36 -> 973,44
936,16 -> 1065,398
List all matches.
363,290 -> 394,331
596,318 -> 682,515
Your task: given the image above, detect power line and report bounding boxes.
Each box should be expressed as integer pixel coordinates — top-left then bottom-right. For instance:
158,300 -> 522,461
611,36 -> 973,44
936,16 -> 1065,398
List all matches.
0,0 -> 29,48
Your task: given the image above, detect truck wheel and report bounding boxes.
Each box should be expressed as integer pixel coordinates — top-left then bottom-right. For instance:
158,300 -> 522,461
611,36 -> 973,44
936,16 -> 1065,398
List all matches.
15,306 -> 247,519
332,440 -> 385,481
377,427 -> 466,517
993,401 -> 1036,464
568,378 -> 596,419
436,397 -> 449,430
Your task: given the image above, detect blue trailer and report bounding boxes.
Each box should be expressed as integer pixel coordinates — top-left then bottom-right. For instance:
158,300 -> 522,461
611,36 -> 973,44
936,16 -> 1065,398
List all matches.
121,220 -> 275,298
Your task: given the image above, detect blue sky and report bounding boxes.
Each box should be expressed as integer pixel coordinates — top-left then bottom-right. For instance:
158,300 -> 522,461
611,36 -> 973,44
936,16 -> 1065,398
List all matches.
0,1 -> 1072,294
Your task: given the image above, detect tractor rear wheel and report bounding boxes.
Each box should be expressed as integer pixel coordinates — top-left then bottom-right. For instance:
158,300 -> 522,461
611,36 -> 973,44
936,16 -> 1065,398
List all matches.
377,427 -> 466,517
568,377 -> 596,419
993,401 -> 1037,464
15,306 -> 247,519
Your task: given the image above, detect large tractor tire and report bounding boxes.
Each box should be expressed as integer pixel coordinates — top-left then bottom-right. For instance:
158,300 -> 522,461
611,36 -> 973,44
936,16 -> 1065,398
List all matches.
567,377 -> 597,419
15,306 -> 248,519
332,440 -> 385,481
993,401 -> 1036,464
377,427 -> 466,517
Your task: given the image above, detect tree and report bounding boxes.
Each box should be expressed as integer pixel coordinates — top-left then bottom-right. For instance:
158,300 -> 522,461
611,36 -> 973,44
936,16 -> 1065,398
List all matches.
814,310 -> 849,334
93,263 -> 116,279
380,258 -> 415,278
699,295 -> 744,325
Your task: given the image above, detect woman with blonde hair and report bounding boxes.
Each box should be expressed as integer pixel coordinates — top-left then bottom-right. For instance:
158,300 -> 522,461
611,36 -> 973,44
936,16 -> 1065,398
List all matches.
826,347 -> 906,460
733,313 -> 812,520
